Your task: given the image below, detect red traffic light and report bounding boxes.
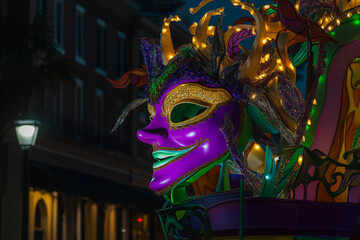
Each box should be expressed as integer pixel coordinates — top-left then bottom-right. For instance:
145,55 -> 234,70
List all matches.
137,217 -> 143,223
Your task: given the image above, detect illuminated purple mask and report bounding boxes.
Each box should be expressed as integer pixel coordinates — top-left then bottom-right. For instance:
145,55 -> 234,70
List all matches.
137,82 -> 242,194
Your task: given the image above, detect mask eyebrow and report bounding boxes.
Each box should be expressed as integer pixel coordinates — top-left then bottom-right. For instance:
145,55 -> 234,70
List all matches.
110,98 -> 148,133
162,83 -> 232,116
161,83 -> 233,129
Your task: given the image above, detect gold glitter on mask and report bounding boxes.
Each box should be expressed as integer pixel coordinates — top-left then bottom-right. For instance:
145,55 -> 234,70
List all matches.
148,103 -> 155,121
162,83 -> 233,129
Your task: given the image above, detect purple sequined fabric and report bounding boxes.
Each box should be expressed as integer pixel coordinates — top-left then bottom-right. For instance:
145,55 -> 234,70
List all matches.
299,0 -> 337,18
278,73 -> 304,122
146,44 -> 248,104
220,114 -> 263,194
140,38 -> 164,79
244,85 -> 296,145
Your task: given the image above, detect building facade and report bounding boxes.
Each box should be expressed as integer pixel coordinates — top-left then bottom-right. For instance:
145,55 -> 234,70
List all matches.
0,0 -> 188,239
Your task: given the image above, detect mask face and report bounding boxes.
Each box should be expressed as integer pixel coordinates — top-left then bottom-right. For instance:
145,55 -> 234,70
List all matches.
137,82 -> 242,194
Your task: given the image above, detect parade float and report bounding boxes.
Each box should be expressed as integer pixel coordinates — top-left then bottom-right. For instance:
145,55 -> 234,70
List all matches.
108,0 -> 360,238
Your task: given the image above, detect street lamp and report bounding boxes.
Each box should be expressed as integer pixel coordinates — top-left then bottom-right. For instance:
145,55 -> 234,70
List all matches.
15,119 -> 39,150
14,117 -> 39,240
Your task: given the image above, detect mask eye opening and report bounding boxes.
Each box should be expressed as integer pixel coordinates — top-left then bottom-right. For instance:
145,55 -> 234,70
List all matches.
170,102 -> 208,124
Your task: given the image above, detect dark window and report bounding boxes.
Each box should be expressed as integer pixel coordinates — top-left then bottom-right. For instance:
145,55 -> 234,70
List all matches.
117,33 -> 125,77
54,0 -> 63,47
116,207 -> 123,240
75,79 -> 83,132
34,200 -> 47,240
115,100 -> 125,145
75,5 -> 85,58
37,0 -> 47,16
57,194 -> 64,240
95,89 -> 104,143
96,19 -> 107,71
53,83 -> 63,127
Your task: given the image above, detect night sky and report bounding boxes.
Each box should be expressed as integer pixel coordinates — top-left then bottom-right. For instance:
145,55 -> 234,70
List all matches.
172,0 -> 275,27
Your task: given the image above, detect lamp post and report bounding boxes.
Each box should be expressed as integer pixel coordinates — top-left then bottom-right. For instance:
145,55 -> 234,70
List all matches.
14,118 -> 39,240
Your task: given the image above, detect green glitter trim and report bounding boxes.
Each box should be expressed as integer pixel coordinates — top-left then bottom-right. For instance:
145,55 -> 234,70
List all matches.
148,45 -> 195,102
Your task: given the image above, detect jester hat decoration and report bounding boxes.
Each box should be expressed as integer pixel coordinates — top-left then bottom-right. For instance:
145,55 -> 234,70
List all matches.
108,0 -> 360,201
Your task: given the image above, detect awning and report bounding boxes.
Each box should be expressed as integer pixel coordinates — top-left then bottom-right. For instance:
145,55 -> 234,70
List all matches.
30,161 -> 164,211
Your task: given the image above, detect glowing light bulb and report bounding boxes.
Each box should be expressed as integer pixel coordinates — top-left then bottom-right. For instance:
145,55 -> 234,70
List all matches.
264,54 -> 270,61
279,65 -> 284,71
262,39 -> 267,44
298,155 -> 303,165
264,5 -> 270,9
265,175 -> 270,180
208,26 -> 213,30
277,59 -> 282,64
254,143 -> 261,150
192,37 -> 196,43
347,12 -> 352,18
290,63 -> 294,69
251,94 -> 256,99
295,4 -> 300,10
328,26 -> 333,31
201,43 -> 207,48
303,136 -> 306,142
252,28 -> 256,35
169,55 -> 174,59
313,99 -> 317,105
336,19 -> 340,26
162,28 -> 167,33
18,125 -> 35,138
236,28 -> 241,32
307,119 -> 311,125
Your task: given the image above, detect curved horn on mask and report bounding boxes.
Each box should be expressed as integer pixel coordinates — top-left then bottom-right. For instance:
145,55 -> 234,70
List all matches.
161,15 -> 181,65
192,8 -> 224,49
231,0 -> 267,80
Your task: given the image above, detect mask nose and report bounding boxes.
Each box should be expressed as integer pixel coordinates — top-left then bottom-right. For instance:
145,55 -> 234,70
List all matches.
137,127 -> 168,145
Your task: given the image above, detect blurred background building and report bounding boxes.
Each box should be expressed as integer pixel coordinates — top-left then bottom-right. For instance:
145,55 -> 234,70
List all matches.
0,0 -> 190,239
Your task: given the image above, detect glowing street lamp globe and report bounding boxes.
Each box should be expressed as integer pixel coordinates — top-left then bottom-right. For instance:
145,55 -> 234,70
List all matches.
14,119 -> 40,150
